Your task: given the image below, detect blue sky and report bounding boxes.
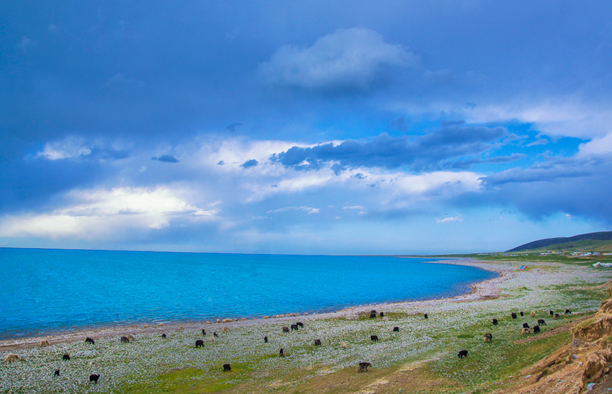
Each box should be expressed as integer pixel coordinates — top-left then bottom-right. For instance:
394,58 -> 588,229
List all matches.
2,0 -> 612,254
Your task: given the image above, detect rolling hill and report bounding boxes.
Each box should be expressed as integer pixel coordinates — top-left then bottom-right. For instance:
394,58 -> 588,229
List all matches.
507,231 -> 612,252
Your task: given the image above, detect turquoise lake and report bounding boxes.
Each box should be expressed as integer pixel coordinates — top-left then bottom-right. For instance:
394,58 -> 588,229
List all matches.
0,248 -> 497,340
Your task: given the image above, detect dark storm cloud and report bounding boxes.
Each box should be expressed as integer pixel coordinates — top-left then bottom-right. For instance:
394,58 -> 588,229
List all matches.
152,155 -> 179,163
271,125 -> 507,172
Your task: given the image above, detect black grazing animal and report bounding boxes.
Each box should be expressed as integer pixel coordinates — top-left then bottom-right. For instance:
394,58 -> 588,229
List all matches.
62,354 -> 70,361
314,339 -> 322,346
202,329 -> 206,336
565,309 -> 572,315
54,369 -> 60,377
380,312 -> 385,317
296,322 -> 304,328
393,327 -> 400,332
520,311 -> 524,316
550,310 -> 554,316
484,333 -> 493,342
511,312 -> 517,319
538,319 -> 547,326
279,348 -> 285,357
121,336 -> 130,343
161,333 -> 167,338
214,332 -> 219,337
554,313 -> 560,319
358,362 -> 372,372
533,325 -> 541,334
85,337 -> 95,345
424,313 -> 428,319
90,374 -> 100,384
370,335 -> 379,342
522,323 -> 530,329
223,363 -> 231,372
492,318 -> 498,325
195,340 -> 204,348
291,324 -> 298,331
458,350 -> 469,358
264,336 -> 268,343
282,326 -> 290,333
370,310 -> 377,318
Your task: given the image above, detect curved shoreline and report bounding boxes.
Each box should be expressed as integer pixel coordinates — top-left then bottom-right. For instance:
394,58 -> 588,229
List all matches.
0,258 -> 509,352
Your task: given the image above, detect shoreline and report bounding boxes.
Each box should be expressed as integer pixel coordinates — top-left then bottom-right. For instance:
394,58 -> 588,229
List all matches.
0,258 -> 508,352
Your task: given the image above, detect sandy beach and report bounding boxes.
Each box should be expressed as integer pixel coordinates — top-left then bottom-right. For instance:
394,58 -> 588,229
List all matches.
1,258 -> 610,393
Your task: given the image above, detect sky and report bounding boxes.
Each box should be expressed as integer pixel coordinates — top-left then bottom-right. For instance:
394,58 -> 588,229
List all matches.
1,0 -> 612,255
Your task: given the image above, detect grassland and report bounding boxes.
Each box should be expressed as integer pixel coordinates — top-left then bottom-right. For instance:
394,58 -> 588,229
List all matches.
1,258 -> 611,393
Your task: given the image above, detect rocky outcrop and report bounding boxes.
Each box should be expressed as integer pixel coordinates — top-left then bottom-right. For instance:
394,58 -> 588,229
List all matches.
508,298 -> 612,393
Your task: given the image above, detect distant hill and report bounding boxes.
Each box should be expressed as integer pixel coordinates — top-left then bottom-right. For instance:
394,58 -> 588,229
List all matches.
507,231 -> 612,252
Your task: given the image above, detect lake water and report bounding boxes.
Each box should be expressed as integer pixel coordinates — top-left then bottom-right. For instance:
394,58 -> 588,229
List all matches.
0,248 -> 497,340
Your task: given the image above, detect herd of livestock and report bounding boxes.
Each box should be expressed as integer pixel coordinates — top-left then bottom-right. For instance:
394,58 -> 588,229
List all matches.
3,308 -> 573,386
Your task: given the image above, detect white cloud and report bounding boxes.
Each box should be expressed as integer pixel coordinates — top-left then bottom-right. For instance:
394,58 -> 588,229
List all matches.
467,100 -> 612,139
37,137 -> 92,160
0,187 -> 218,239
267,206 -> 320,214
259,27 -> 417,90
578,133 -> 612,156
436,216 -> 463,223
343,206 -> 366,210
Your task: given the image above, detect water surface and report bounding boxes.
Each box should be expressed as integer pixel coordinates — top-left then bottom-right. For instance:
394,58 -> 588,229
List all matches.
0,248 -> 496,339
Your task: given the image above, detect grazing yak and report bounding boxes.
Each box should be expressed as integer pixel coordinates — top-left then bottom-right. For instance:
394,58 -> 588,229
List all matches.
121,336 -> 130,343
531,311 -> 536,317
85,337 -> 95,345
314,339 -> 322,346
279,348 -> 285,357
549,310 -> 554,316
424,314 -> 428,319
282,326 -> 290,333
565,309 -> 572,315
492,318 -> 498,325
90,374 -> 100,384
291,324 -> 298,331
358,362 -> 372,372
54,369 -> 60,377
39,340 -> 50,347
554,313 -> 560,319
370,335 -> 379,342
264,336 -> 268,343
195,340 -> 204,348
213,332 -> 219,337
511,312 -> 517,319
341,341 -> 348,348
202,329 -> 206,336
380,312 -> 385,317
296,322 -> 304,328
370,310 -> 377,318
484,333 -> 493,343
520,311 -> 524,316
458,350 -> 469,358
522,323 -> 530,329
393,327 -> 400,332
533,325 -> 541,334
538,319 -> 547,326
62,354 -> 70,361
222,327 -> 230,333
4,354 -> 20,362
161,333 -> 167,338
522,328 -> 530,334
223,363 -> 231,372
